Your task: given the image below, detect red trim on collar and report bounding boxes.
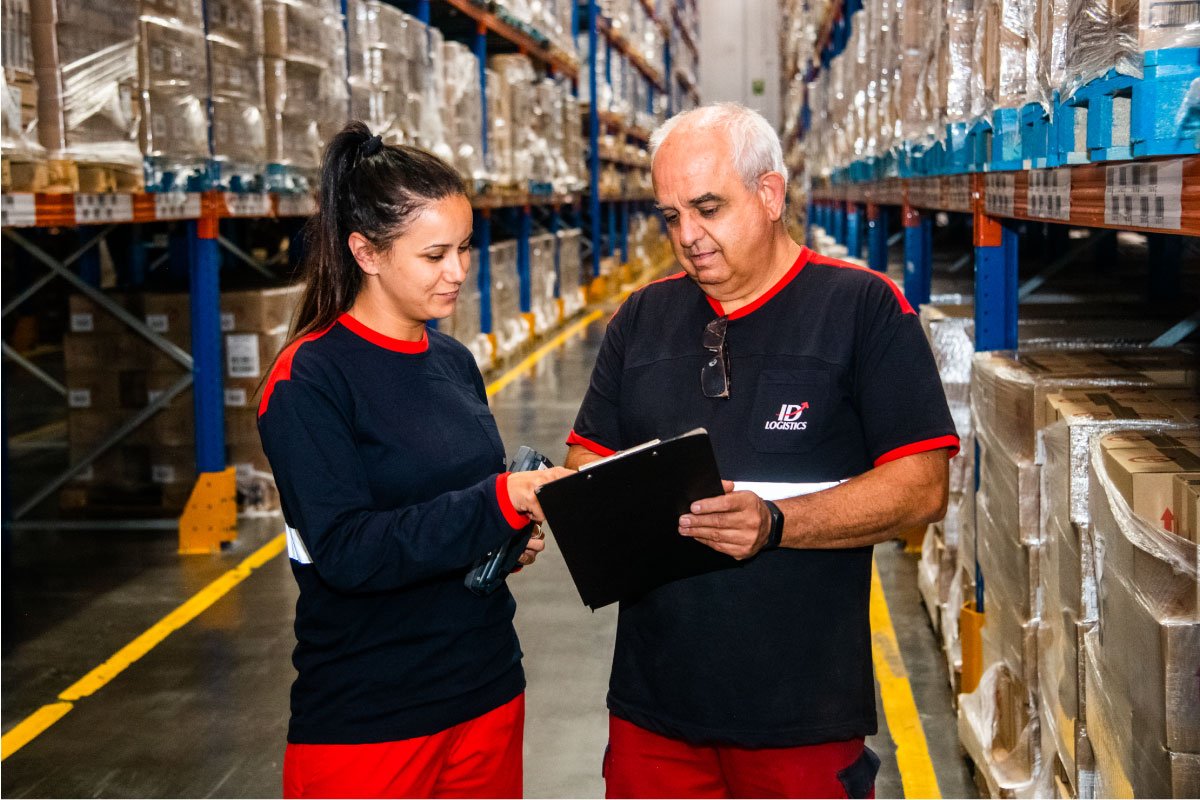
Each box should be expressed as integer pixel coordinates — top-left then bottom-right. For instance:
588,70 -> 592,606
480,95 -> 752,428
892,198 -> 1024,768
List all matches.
338,313 -> 429,353
706,249 -> 812,320
258,324 -> 337,417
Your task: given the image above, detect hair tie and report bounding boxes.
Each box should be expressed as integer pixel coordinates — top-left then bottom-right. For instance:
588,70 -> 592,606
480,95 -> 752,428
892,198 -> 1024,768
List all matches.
360,134 -> 383,158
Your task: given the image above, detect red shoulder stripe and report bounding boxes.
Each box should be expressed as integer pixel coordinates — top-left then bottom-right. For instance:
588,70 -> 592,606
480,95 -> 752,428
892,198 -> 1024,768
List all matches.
258,325 -> 336,417
806,252 -> 916,315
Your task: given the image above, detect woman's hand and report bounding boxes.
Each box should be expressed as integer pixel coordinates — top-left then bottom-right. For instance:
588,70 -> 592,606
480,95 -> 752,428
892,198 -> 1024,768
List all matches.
517,525 -> 546,567
506,467 -> 574,523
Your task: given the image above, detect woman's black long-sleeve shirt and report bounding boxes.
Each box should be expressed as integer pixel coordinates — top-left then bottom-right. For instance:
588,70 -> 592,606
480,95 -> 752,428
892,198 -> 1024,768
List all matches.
258,312 -> 529,744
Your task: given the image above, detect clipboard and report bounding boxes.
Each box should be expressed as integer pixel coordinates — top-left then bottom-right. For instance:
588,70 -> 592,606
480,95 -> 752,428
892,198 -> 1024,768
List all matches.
537,428 -> 737,609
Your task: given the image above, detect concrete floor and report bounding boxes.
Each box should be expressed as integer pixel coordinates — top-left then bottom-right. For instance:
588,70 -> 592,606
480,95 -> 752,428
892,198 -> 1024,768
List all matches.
2,303 -> 976,798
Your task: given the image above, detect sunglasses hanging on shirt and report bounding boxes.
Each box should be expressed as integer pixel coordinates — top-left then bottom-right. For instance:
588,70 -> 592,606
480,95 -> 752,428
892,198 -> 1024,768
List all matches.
702,316 -> 730,399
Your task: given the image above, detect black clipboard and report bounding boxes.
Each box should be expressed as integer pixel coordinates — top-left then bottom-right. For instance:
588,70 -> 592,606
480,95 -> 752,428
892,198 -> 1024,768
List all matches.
537,428 -> 737,609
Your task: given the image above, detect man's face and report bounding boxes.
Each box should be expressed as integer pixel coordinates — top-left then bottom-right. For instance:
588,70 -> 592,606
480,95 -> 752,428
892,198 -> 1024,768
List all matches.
651,127 -> 776,292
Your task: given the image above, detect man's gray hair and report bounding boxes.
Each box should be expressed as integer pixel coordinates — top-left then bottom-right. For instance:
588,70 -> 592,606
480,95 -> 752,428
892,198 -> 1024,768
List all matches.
648,103 -> 788,188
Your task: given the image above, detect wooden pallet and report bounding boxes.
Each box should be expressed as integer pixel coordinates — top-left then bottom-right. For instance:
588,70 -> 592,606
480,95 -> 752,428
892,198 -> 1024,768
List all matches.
59,483 -> 186,516
1,156 -> 142,194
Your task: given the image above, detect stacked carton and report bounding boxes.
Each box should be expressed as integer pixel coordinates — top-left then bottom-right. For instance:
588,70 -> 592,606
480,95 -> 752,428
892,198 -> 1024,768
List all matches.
959,347 -> 1197,797
262,0 -> 348,190
29,0 -> 142,185
557,227 -> 586,318
205,0 -> 267,187
1084,426 -> 1200,798
438,248 -> 489,370
440,41 -> 485,186
529,232 -> 559,334
138,0 -> 210,190
2,0 -> 43,180
62,285 -> 301,514
489,240 -> 528,358
347,0 -> 426,147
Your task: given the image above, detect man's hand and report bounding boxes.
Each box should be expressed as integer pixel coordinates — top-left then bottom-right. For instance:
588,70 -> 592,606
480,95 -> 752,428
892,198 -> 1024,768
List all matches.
678,480 -> 772,561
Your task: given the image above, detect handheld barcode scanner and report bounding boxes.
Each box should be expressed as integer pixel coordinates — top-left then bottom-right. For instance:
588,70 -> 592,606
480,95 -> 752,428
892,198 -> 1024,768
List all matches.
465,446 -> 553,595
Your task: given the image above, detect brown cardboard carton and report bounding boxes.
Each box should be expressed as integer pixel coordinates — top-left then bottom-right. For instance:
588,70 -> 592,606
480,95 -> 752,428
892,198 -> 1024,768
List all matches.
1173,473 -> 1200,543
67,409 -> 137,448
63,332 -> 147,372
1100,428 -> 1200,450
1100,440 -> 1200,532
1044,389 -> 1176,425
148,444 -> 195,488
220,284 -> 303,333
225,407 -> 260,446
65,369 -> 150,411
67,292 -> 138,335
142,292 -> 191,348
68,444 -> 150,487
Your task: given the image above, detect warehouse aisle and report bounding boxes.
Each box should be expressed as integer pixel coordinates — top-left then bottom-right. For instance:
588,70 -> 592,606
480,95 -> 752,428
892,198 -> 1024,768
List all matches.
2,310 -> 974,798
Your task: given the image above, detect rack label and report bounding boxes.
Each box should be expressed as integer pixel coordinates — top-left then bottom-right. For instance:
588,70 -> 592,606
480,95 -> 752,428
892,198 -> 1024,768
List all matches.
276,194 -> 316,217
985,174 -> 1016,217
75,194 -> 134,224
221,312 -> 236,332
1027,169 -> 1071,221
70,313 -> 95,333
151,465 -> 176,484
1104,160 -> 1183,230
68,389 -> 92,408
226,333 -> 261,378
944,176 -> 972,211
154,193 -> 201,220
145,314 -> 170,334
223,193 -> 271,217
224,388 -> 249,407
2,193 -> 37,226
908,179 -> 941,209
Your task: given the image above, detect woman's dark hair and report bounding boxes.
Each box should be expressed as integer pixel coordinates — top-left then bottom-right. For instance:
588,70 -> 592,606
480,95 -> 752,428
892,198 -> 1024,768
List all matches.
288,120 -> 467,342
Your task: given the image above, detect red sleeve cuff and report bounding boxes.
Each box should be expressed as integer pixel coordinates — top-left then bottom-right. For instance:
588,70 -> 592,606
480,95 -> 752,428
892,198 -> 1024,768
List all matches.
495,472 -> 532,529
566,430 -> 617,457
874,435 -> 961,467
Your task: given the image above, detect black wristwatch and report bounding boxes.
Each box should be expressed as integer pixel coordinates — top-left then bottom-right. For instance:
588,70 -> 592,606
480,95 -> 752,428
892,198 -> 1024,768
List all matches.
762,500 -> 785,550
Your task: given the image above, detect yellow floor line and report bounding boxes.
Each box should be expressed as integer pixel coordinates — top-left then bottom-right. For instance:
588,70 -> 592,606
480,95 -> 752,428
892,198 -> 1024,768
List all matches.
2,303 -> 615,762
486,309 -> 604,397
871,558 -> 941,799
1,535 -> 286,761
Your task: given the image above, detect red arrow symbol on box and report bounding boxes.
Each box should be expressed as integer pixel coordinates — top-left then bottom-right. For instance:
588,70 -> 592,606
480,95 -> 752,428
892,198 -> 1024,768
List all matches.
1162,508 -> 1175,532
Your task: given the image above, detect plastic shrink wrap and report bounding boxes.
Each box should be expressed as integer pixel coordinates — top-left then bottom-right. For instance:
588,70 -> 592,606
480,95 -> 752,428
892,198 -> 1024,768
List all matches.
3,0 -> 43,165
439,248 -> 489,370
529,233 -> 558,333
489,240 -> 529,358
557,227 -> 586,318
440,41 -> 485,185
347,0 -> 424,146
1085,426 -> 1200,798
958,347 -> 1197,797
204,0 -> 267,184
31,0 -> 141,170
262,0 -> 347,186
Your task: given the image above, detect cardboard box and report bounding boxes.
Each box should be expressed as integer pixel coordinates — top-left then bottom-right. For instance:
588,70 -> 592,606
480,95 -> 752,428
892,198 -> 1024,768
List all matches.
67,409 -> 136,449
68,444 -> 149,487
1174,473 -> 1200,542
142,292 -> 192,348
1044,389 -> 1176,425
1100,428 -> 1200,450
1100,439 -> 1200,532
148,444 -> 195,487
63,332 -> 147,372
68,293 -> 137,335
65,370 -> 150,411
220,284 -> 303,333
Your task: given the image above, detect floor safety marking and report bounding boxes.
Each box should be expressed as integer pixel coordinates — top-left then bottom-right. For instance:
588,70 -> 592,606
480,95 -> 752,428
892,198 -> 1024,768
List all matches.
871,559 -> 941,798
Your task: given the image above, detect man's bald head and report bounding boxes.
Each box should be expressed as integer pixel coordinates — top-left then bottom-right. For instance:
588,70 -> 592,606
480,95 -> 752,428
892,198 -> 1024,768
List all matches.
649,103 -> 787,190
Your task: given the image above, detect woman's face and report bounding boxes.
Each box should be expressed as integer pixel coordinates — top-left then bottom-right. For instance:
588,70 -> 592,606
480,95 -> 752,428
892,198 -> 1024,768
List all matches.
364,194 -> 474,324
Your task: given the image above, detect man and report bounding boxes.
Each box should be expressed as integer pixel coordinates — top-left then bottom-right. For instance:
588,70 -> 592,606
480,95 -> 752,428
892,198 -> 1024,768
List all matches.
564,103 -> 958,799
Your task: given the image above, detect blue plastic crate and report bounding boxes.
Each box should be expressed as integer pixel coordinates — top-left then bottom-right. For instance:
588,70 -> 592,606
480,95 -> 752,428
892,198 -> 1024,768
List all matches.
142,156 -> 214,193
1131,47 -> 1200,158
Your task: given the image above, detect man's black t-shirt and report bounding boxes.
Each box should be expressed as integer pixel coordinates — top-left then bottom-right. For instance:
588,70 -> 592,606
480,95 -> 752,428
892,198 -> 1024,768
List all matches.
568,247 -> 959,748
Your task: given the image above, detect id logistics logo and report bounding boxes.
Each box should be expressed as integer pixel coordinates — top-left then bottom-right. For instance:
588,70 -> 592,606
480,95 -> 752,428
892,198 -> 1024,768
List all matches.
765,402 -> 809,431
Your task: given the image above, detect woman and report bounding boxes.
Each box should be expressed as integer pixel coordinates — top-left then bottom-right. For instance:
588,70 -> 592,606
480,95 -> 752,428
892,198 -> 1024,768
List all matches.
259,122 -> 572,798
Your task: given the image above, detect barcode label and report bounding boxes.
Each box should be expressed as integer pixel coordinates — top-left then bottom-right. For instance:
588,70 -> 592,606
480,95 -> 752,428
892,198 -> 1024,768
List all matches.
945,176 -> 972,211
276,194 -> 316,217
1105,160 -> 1183,229
985,174 -> 1016,216
221,313 -> 236,332
225,333 -> 261,378
223,193 -> 271,217
1,193 -> 36,226
75,194 -> 134,224
151,465 -> 177,484
153,193 -> 201,220
1027,169 -> 1072,221
1149,1 -> 1200,28
70,313 -> 95,333
224,388 -> 249,407
68,389 -> 92,408
145,313 -> 170,333
909,179 -> 941,209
